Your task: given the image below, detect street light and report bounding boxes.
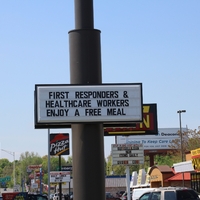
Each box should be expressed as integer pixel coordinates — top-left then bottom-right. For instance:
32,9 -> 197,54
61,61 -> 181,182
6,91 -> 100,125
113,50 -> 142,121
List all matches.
1,149 -> 16,186
177,110 -> 186,162
177,109 -> 186,187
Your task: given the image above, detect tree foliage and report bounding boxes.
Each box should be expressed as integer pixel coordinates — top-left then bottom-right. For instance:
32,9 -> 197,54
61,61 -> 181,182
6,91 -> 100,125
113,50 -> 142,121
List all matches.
169,129 -> 200,161
0,159 -> 10,169
154,154 -> 176,166
1,129 -> 200,189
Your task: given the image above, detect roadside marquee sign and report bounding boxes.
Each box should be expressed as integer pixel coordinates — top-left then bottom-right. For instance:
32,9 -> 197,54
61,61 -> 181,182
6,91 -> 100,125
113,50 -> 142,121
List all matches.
34,83 -> 143,128
50,171 -> 71,183
111,144 -> 144,165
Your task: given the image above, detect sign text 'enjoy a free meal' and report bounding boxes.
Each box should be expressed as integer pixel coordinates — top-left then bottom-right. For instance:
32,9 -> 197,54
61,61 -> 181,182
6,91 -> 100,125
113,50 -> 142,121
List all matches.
34,84 -> 143,128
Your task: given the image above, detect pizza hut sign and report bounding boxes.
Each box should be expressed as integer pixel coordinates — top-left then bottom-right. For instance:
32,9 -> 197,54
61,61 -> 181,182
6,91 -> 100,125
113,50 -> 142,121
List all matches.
50,133 -> 69,156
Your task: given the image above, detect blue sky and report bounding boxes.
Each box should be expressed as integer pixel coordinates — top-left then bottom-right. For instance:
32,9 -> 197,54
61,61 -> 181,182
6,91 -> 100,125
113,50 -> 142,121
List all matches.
0,1 -> 200,161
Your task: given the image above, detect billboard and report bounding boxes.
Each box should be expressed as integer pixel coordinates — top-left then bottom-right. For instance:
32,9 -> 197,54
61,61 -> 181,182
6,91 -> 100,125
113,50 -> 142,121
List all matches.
34,83 -> 143,128
104,103 -> 158,136
117,128 -> 188,150
50,133 -> 69,156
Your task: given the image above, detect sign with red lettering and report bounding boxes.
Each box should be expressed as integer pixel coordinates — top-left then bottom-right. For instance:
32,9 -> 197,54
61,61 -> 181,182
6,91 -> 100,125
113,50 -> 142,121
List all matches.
34,83 -> 143,128
50,133 -> 69,156
104,104 -> 158,136
50,171 -> 70,183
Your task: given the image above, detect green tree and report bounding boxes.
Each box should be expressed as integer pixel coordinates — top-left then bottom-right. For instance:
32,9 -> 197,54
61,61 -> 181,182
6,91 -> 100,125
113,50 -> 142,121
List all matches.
66,156 -> 73,164
19,152 -> 43,185
169,128 -> 200,161
0,158 -> 10,169
0,158 -> 11,184
154,154 -> 176,166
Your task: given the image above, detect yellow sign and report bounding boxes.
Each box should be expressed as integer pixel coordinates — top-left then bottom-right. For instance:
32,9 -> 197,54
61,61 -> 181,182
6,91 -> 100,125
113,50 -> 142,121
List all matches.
191,148 -> 200,157
191,148 -> 200,171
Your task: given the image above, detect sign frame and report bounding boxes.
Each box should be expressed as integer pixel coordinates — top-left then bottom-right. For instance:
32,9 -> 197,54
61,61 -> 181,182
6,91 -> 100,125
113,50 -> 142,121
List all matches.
34,83 -> 143,128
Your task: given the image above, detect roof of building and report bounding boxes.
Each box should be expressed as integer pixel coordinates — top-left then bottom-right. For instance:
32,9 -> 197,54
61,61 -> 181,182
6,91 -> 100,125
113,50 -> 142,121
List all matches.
164,172 -> 191,181
149,165 -> 174,174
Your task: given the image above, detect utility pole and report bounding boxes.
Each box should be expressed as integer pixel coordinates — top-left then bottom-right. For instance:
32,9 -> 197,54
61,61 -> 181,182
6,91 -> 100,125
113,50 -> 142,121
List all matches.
1,149 -> 16,186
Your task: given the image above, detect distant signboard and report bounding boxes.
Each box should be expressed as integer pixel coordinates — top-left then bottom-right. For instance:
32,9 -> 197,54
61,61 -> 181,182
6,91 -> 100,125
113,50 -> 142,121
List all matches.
31,183 -> 38,189
13,184 -> 21,192
34,83 -> 143,128
50,171 -> 70,183
2,192 -> 28,200
50,133 -> 69,156
111,144 -> 144,165
191,148 -> 200,171
28,164 -> 42,170
117,128 -> 188,150
104,104 -> 158,136
61,166 -> 72,171
0,176 -> 11,182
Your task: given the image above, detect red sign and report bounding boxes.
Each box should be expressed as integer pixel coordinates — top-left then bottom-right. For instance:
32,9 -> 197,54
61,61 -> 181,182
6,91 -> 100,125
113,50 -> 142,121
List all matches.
2,192 -> 28,200
28,164 -> 42,169
50,133 -> 69,156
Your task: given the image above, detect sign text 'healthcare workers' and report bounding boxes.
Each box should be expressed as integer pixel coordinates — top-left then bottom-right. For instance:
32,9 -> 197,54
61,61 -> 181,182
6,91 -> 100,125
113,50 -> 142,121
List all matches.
34,84 -> 143,128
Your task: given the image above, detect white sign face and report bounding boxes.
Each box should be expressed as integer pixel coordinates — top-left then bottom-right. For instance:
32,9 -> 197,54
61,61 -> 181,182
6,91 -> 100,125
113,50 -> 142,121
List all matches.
35,84 -> 143,125
31,183 -> 38,189
50,171 -> 71,183
117,128 -> 188,150
111,144 -> 144,165
173,161 -> 194,173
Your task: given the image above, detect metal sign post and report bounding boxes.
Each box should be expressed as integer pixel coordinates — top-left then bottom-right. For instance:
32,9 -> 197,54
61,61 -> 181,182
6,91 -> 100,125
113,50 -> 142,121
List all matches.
126,166 -> 131,200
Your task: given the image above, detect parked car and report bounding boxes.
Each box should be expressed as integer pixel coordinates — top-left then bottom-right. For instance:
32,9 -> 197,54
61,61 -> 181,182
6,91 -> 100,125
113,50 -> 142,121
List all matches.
52,193 -> 65,200
116,191 -> 126,198
120,191 -> 132,200
50,194 -> 54,200
138,187 -> 200,200
69,192 -> 73,200
106,192 -> 120,200
28,194 -> 48,200
132,188 -> 155,200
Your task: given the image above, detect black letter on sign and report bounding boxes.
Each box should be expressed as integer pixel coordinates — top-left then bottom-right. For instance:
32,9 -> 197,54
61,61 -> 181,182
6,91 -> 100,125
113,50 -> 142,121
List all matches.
123,91 -> 128,98
74,109 -> 80,116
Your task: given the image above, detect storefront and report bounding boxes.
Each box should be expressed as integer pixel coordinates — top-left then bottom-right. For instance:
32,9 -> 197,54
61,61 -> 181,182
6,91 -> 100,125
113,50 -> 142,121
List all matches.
148,164 -> 192,187
149,165 -> 174,187
191,172 -> 200,192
